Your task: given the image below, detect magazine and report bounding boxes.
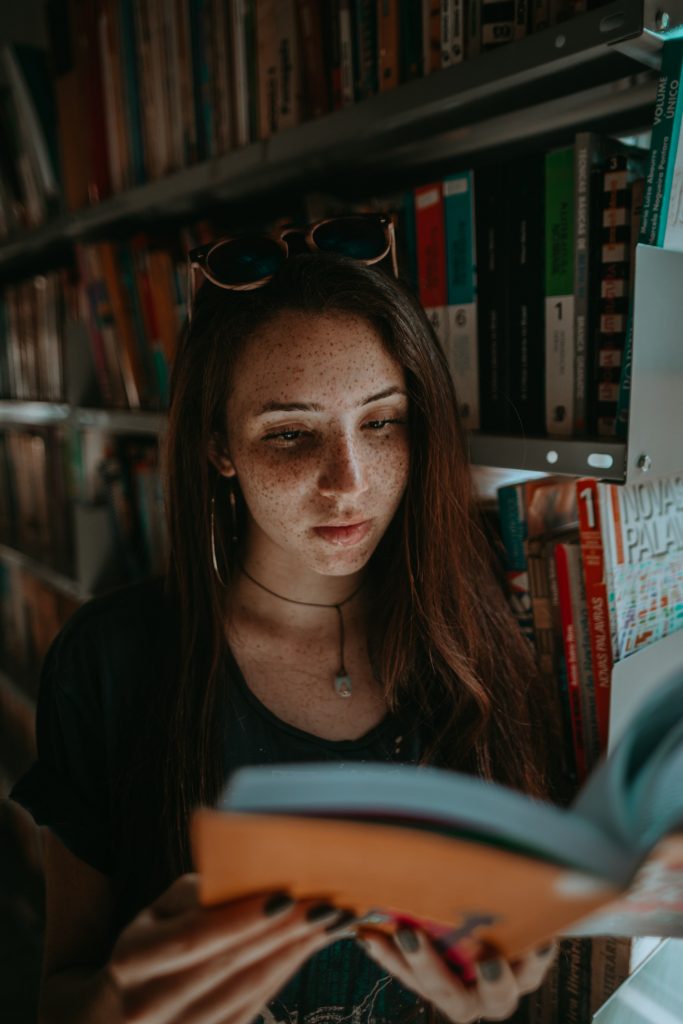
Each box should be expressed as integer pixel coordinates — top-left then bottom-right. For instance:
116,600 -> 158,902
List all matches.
191,669 -> 683,965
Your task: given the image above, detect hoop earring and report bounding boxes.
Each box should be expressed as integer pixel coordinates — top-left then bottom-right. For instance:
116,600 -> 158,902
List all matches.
228,480 -> 238,544
210,494 -> 229,588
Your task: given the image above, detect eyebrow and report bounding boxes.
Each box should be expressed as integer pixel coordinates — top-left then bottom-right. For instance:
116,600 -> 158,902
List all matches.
254,386 -> 407,416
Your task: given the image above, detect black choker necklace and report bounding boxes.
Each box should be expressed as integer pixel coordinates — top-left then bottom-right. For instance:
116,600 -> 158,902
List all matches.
239,565 -> 364,698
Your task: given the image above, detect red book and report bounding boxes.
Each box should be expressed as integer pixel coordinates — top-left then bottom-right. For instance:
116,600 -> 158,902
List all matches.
576,477 -> 613,751
413,182 -> 448,349
554,541 -> 588,782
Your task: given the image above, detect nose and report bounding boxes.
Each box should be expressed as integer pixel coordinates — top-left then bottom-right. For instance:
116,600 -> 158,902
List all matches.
317,430 -> 368,498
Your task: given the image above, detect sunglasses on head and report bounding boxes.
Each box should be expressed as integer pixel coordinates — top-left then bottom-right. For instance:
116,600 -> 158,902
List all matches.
186,213 -> 398,321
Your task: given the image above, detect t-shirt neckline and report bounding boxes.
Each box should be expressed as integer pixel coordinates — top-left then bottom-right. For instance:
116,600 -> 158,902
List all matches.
225,645 -> 395,750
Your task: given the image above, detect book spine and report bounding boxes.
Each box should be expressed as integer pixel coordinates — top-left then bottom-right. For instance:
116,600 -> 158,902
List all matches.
441,0 -> 464,67
497,481 -> 535,644
564,540 -> 602,771
230,0 -> 250,145
481,0 -> 515,49
639,39 -> 683,247
399,0 -> 422,80
545,145 -> 575,436
338,0 -> 355,106
595,155 -> 632,438
614,176 -> 646,439
118,0 -> 147,185
377,0 -> 400,89
354,0 -> 379,99
466,0 -> 481,59
443,170 -> 479,429
514,0 -> 529,39
475,164 -> 509,433
576,477 -> 612,751
297,0 -> 331,118
572,132 -> 603,436
422,0 -> 441,76
589,936 -> 631,1019
83,0 -> 112,202
507,154 -> 545,436
414,182 -> 449,355
96,241 -> 144,409
531,0 -> 550,30
554,541 -> 588,782
557,937 -> 592,1024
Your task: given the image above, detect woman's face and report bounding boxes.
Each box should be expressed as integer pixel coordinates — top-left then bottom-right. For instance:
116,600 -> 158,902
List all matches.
219,309 -> 410,577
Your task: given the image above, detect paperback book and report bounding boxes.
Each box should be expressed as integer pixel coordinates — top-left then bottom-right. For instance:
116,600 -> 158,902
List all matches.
192,669 -> 683,967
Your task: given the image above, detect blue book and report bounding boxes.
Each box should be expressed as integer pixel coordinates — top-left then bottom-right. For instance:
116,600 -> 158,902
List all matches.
443,171 -> 479,430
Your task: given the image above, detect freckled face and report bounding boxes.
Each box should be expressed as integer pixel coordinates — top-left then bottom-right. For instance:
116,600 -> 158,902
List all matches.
223,310 -> 410,577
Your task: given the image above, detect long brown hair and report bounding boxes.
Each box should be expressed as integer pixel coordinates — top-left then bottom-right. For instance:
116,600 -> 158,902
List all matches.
112,253 -> 555,947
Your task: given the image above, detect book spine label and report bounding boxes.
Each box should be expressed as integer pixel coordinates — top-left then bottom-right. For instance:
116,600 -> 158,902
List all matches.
566,540 -> 601,770
443,171 -> 479,429
545,145 -> 575,435
414,182 -> 449,353
639,39 -> 683,246
475,164 -> 509,432
576,477 -> 612,750
441,0 -> 464,66
338,0 -> 355,105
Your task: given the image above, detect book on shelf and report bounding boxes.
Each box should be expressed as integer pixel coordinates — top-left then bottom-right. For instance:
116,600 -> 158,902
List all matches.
475,162 -> 509,433
413,181 -> 449,356
191,667 -> 683,966
443,170 -> 479,430
507,153 -> 545,436
616,38 -> 683,438
544,144 -> 575,436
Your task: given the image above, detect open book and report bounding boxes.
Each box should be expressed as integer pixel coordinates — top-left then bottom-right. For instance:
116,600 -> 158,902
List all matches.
191,669 -> 683,963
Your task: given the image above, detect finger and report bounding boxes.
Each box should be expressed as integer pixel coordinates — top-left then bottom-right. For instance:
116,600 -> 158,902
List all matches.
474,956 -> 522,1022
121,904 -> 353,1024
151,872 -> 201,917
512,943 -> 558,995
111,890 -> 298,985
359,928 -> 479,1022
186,921 -> 351,1024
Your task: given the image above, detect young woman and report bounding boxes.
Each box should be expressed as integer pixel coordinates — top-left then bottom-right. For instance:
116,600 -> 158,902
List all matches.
11,219 -> 558,1024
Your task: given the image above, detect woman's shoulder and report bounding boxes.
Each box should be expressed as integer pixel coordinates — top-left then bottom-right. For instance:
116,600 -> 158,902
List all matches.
47,576 -> 174,693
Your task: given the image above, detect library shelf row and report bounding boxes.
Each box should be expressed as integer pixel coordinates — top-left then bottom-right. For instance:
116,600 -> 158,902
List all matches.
0,0 -> 674,279
1,244 -> 681,484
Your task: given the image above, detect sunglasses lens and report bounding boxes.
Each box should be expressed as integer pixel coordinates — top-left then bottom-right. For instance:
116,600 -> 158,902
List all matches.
312,217 -> 388,261
206,237 -> 285,285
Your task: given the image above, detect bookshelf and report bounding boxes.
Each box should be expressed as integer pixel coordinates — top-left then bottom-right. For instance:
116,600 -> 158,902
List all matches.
1,3 -> 682,1021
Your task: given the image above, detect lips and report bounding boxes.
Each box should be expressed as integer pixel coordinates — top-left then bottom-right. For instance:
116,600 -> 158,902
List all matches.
313,520 -> 372,546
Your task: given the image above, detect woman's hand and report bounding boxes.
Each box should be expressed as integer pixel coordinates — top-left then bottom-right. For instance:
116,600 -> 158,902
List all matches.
357,927 -> 556,1023
104,873 -> 355,1023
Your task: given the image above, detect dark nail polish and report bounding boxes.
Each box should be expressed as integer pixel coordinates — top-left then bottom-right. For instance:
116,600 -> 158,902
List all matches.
396,927 -> 419,953
263,892 -> 294,916
306,902 -> 337,922
324,909 -> 357,934
480,958 -> 504,981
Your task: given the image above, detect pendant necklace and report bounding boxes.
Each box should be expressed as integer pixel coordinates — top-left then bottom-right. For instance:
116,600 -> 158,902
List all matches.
239,565 -> 365,698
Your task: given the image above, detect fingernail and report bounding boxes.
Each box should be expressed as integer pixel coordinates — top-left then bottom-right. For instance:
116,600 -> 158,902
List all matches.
480,958 -> 504,981
263,892 -> 295,916
356,935 -> 370,951
396,927 -> 419,953
324,909 -> 358,934
306,902 -> 338,923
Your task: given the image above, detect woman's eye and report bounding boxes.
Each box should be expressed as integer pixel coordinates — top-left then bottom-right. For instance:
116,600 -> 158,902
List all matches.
364,418 -> 405,430
262,429 -> 308,444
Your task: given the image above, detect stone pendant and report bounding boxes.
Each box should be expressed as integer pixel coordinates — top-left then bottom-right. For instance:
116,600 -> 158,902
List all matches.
334,672 -> 352,698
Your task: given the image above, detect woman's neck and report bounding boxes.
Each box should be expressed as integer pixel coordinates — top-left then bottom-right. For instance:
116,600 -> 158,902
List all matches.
228,543 -> 370,634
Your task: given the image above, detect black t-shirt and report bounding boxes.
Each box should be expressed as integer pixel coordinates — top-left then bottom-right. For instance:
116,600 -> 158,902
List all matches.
10,578 -> 429,1023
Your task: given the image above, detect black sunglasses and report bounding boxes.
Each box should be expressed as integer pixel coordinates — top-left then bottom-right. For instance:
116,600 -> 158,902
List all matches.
186,213 -> 398,321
